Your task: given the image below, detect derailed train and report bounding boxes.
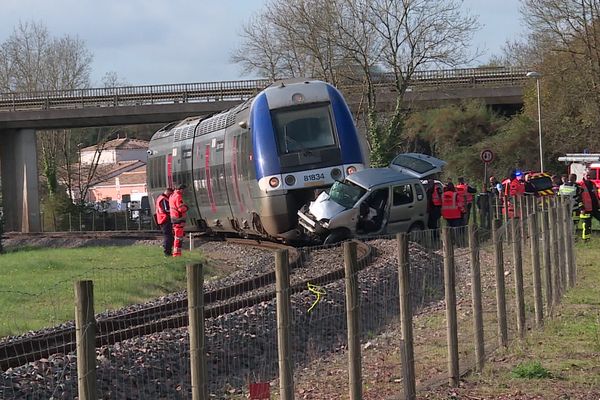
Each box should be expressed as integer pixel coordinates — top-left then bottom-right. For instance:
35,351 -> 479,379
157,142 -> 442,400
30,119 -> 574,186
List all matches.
147,79 -> 366,240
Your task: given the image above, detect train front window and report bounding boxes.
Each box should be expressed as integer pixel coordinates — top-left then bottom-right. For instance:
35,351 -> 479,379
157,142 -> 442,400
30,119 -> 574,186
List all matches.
272,105 -> 336,154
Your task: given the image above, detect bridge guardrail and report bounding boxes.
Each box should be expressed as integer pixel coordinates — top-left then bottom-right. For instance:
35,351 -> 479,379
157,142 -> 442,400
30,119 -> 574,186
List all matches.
0,67 -> 529,112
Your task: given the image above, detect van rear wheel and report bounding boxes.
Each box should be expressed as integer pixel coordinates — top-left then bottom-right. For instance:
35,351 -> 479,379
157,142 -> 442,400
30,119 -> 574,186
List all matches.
408,222 -> 424,233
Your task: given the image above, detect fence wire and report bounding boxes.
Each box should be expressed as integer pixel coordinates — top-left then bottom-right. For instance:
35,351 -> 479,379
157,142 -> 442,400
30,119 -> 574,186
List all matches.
0,197 -> 576,399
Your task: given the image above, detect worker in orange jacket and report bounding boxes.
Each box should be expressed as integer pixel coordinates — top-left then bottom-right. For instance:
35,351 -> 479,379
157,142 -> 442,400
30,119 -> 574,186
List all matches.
155,187 -> 174,257
456,177 -> 477,224
169,184 -> 189,257
502,171 -> 525,218
426,178 -> 442,231
441,182 -> 465,228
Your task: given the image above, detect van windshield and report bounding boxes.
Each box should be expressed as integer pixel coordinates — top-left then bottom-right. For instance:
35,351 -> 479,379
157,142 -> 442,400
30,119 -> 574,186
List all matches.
328,181 -> 366,209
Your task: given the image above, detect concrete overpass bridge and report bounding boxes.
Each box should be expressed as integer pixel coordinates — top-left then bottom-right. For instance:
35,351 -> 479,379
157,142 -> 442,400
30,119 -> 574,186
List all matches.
0,66 -> 528,232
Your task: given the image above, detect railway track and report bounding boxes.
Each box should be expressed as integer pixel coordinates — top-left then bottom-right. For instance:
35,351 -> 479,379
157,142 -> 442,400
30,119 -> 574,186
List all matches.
0,238 -> 372,370
2,230 -> 163,240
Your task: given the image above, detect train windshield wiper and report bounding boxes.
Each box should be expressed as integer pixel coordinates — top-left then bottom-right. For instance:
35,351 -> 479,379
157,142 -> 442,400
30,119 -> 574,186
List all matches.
284,133 -> 312,156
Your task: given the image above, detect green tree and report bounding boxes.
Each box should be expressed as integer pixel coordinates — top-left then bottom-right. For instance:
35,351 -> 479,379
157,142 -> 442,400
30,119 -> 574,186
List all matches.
403,100 -> 542,186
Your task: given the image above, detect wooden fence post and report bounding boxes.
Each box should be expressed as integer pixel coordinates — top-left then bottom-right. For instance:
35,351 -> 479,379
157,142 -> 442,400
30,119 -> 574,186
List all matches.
442,227 -> 459,387
187,263 -> 208,400
275,250 -> 294,400
344,241 -> 362,400
74,280 -> 97,400
492,219 -> 508,347
469,225 -> 485,371
541,205 -> 553,313
511,219 -> 526,339
518,196 -> 526,244
567,203 -> 577,286
528,215 -> 544,328
556,197 -> 566,293
549,199 -> 561,308
397,233 -> 416,400
561,200 -> 574,288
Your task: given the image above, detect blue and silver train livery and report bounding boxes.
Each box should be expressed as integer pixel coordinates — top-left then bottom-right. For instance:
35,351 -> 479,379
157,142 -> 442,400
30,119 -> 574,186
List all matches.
147,78 -> 366,240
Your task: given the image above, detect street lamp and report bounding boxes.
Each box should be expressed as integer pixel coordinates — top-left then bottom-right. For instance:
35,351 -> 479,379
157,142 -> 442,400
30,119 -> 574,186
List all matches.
526,71 -> 544,172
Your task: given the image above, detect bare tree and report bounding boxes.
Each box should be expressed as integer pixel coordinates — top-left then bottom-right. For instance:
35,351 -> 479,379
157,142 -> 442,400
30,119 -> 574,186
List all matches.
101,71 -> 129,88
0,21 -> 93,205
233,0 -> 479,165
516,0 -> 600,161
522,0 -> 600,103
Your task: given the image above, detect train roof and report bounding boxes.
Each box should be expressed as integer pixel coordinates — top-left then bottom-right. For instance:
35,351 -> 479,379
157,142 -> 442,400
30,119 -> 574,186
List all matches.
346,168 -> 420,189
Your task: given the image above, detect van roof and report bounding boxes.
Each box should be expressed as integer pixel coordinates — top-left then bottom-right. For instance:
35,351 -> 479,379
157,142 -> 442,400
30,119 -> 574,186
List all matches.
347,168 -> 419,189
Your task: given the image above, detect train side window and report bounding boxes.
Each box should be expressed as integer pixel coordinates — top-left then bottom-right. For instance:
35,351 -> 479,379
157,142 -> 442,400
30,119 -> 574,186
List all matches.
158,156 -> 164,187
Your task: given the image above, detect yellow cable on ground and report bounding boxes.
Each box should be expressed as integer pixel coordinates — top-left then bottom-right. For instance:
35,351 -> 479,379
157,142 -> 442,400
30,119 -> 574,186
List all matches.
307,283 -> 326,313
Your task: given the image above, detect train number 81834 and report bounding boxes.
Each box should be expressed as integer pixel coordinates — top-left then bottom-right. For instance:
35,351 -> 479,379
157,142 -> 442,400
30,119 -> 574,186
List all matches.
303,173 -> 325,182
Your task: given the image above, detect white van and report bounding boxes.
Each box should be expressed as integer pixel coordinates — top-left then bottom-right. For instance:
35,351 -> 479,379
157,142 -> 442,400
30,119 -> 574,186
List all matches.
297,154 -> 446,243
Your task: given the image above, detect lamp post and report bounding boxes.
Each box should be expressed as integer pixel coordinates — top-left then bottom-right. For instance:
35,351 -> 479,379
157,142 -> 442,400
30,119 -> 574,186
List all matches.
526,71 -> 544,172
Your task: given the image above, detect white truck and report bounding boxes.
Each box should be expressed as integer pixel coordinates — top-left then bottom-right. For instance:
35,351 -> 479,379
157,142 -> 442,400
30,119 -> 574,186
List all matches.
557,153 -> 600,187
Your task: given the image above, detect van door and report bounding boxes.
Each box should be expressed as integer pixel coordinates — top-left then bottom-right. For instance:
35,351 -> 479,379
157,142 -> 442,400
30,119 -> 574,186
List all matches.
387,183 -> 417,233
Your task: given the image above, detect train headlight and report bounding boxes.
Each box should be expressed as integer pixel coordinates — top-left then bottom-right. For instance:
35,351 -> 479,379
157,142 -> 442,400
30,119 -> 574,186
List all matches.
269,177 -> 280,188
346,166 -> 357,175
331,168 -> 342,180
284,175 -> 296,186
292,93 -> 304,103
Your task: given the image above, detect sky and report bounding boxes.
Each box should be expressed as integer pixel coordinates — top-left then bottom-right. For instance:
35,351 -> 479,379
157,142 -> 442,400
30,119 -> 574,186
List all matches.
0,0 -> 526,87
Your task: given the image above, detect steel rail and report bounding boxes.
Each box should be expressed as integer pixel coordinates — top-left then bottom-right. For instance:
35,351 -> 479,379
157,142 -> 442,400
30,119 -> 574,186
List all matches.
0,239 -> 371,370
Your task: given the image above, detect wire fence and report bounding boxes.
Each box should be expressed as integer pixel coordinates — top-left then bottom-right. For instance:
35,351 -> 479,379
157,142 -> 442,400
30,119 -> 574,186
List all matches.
0,195 -> 577,399
38,210 -> 156,232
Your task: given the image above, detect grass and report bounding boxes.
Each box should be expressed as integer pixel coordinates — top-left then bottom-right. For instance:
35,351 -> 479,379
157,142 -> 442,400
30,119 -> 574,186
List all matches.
0,245 -> 210,337
423,234 -> 600,398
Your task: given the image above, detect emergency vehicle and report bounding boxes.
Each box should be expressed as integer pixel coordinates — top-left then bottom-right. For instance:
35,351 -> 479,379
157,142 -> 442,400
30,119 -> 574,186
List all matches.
557,153 -> 600,193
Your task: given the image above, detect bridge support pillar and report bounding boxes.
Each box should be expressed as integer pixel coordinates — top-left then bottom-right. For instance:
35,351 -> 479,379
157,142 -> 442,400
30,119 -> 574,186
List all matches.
0,129 -> 41,232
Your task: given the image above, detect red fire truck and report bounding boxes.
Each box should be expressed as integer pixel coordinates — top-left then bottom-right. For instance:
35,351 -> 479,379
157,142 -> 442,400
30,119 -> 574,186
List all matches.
557,153 -> 600,190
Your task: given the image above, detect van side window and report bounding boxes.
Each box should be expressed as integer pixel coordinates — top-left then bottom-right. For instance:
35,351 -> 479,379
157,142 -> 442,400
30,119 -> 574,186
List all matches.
415,183 -> 424,201
393,184 -> 413,206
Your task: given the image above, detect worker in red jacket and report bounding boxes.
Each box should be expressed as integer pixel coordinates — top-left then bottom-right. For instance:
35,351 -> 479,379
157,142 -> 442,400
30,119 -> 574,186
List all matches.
502,171 -> 525,218
456,177 -> 477,224
426,178 -> 442,231
169,184 -> 189,257
442,182 -> 464,228
155,187 -> 174,257
578,173 -> 600,241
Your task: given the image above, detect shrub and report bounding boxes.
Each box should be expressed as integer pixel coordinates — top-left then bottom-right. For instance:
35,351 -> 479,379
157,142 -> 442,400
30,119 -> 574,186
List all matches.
511,361 -> 552,379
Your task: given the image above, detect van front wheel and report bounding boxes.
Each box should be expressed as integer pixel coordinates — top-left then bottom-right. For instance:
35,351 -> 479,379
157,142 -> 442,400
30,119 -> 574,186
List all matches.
324,228 -> 350,244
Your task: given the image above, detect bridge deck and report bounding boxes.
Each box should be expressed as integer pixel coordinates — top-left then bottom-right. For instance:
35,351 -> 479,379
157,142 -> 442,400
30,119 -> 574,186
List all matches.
0,67 -> 528,113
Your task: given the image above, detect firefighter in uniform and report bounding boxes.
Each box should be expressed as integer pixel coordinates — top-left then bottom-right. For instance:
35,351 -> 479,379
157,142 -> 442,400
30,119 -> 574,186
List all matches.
426,178 -> 442,231
155,187 -> 174,257
169,184 -> 189,257
558,173 -> 582,229
578,173 -> 600,241
456,177 -> 477,224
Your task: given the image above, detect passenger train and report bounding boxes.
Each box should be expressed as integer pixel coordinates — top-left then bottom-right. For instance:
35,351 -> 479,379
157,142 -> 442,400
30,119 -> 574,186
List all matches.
147,79 -> 366,240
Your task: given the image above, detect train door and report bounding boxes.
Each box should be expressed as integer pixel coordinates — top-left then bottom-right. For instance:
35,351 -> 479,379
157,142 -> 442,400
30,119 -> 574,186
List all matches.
166,154 -> 173,188
192,130 -> 234,230
224,123 -> 254,230
172,139 -> 201,229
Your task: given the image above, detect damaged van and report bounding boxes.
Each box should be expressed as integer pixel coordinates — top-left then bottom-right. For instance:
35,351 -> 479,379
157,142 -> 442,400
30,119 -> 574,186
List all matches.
297,154 -> 446,244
